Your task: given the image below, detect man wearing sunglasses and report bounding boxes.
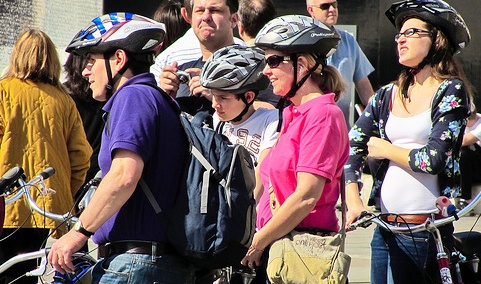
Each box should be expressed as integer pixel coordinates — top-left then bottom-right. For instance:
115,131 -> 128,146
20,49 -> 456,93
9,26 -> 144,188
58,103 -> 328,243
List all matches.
307,0 -> 375,127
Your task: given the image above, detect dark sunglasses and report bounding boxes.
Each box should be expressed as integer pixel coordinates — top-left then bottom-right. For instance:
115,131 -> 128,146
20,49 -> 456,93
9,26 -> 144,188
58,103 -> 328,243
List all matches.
266,55 -> 291,68
317,1 -> 338,10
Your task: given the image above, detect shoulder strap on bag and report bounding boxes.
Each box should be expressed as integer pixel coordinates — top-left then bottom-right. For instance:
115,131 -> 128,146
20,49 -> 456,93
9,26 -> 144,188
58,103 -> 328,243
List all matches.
339,172 -> 347,252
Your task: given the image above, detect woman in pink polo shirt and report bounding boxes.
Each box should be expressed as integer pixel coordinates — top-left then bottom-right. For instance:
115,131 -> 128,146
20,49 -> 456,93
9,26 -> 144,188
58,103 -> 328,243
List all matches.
241,14 -> 349,272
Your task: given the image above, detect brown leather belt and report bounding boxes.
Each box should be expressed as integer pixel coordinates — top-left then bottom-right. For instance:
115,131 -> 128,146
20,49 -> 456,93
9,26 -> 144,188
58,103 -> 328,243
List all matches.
98,241 -> 175,259
381,214 -> 443,225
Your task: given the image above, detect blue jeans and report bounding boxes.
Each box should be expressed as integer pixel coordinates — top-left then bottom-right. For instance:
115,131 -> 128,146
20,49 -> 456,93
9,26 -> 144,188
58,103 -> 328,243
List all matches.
370,224 -> 454,284
92,252 -> 196,284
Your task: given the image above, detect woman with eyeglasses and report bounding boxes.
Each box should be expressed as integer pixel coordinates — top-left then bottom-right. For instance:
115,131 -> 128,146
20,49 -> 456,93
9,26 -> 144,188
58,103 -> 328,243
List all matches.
345,0 -> 473,283
240,14 -> 349,282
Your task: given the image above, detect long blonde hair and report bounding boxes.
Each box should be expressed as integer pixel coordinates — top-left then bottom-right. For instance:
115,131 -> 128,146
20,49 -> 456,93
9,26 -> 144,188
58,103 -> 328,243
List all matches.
2,29 -> 64,90
303,53 -> 346,102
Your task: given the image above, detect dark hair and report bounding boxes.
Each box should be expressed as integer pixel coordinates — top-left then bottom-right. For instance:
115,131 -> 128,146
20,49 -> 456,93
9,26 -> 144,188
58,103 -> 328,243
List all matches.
396,19 -> 475,101
63,53 -> 93,102
238,0 -> 276,38
153,0 -> 190,52
184,0 -> 238,18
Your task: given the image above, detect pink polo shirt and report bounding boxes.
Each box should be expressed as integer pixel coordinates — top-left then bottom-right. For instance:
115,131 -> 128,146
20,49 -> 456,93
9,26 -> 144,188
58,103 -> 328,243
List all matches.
256,93 -> 349,232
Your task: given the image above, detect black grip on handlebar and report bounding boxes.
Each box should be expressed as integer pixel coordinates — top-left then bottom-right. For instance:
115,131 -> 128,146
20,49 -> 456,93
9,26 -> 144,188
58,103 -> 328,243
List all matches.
39,167 -> 55,179
0,166 -> 25,194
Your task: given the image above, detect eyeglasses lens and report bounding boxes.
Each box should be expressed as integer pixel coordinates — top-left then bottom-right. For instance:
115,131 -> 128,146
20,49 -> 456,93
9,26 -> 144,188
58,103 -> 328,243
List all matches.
319,1 -> 338,10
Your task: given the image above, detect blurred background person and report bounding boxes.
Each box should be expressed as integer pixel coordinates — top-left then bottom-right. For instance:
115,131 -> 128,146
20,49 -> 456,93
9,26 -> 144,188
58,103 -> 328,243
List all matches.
0,29 -> 91,284
152,0 -> 190,53
238,0 -> 280,109
307,0 -> 375,127
151,0 -> 245,85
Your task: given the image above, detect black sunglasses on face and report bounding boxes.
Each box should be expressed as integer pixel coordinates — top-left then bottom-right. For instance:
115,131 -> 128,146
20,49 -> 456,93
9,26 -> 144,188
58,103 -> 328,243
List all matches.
317,1 -> 338,10
266,55 -> 291,68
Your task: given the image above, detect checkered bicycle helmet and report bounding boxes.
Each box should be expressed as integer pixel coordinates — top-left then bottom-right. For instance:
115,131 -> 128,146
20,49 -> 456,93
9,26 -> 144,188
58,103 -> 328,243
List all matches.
385,0 -> 470,53
201,45 -> 269,123
255,14 -> 340,59
201,45 -> 269,94
66,12 -> 165,63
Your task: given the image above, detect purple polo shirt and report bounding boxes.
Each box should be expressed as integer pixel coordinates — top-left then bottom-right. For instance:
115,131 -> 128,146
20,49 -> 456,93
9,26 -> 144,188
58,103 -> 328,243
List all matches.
93,73 -> 186,244
257,94 -> 349,232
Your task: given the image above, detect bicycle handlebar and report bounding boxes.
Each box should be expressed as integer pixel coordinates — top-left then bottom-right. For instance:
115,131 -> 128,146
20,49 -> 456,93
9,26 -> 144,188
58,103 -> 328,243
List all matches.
2,166 -> 78,226
0,248 -> 96,276
349,189 -> 481,233
0,166 -> 24,194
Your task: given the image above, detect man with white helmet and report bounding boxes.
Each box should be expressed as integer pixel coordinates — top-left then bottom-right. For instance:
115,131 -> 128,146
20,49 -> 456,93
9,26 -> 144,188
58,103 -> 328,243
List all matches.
48,12 -> 196,283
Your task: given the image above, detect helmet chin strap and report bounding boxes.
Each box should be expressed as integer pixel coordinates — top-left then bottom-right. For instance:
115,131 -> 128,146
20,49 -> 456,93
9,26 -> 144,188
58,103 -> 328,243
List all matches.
230,95 -> 251,123
274,55 -> 323,131
104,52 -> 130,99
215,93 -> 253,134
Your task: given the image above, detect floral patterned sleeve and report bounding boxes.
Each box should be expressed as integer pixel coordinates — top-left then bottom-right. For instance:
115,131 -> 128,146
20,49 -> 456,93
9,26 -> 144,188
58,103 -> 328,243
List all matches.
408,79 -> 469,176
344,84 -> 394,187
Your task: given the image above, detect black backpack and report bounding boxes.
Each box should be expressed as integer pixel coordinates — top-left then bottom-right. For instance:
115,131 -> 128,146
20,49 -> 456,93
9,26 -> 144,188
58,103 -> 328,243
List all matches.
138,83 -> 257,269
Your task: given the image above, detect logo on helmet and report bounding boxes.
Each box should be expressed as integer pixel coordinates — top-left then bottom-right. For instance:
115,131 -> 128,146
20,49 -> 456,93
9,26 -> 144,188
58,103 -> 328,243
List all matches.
311,32 -> 336,38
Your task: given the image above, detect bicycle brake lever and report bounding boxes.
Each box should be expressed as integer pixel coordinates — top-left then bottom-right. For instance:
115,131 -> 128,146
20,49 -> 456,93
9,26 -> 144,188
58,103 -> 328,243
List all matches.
25,255 -> 47,277
348,211 -> 375,231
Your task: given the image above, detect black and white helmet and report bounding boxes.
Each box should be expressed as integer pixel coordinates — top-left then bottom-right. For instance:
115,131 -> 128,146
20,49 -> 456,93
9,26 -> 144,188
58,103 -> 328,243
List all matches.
200,45 -> 269,94
255,14 -> 340,58
66,12 -> 165,63
385,0 -> 470,53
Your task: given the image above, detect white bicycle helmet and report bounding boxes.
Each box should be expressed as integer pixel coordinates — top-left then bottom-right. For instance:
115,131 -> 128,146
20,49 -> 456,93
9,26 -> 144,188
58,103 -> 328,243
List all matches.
66,12 -> 165,63
201,45 -> 269,123
255,14 -> 340,101
255,14 -> 340,58
201,45 -> 269,94
385,0 -> 470,53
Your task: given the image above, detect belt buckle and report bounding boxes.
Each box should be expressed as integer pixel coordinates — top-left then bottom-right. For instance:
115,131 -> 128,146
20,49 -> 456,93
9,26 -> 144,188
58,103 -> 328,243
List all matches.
103,243 -> 112,258
152,242 -> 157,262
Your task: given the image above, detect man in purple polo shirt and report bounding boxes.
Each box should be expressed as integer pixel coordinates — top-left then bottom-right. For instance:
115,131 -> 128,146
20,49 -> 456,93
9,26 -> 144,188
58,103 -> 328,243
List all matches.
48,13 -> 196,283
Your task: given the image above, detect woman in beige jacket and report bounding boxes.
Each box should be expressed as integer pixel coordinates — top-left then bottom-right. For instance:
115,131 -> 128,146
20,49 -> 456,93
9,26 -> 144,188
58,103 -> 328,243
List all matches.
0,29 -> 92,283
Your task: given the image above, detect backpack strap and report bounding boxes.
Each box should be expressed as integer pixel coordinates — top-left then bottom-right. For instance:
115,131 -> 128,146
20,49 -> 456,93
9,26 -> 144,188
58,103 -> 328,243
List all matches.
133,82 -> 181,214
134,82 -> 227,215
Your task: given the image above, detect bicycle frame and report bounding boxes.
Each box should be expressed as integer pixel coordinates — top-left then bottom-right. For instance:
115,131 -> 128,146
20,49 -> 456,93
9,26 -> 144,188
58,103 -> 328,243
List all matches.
349,190 -> 481,284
